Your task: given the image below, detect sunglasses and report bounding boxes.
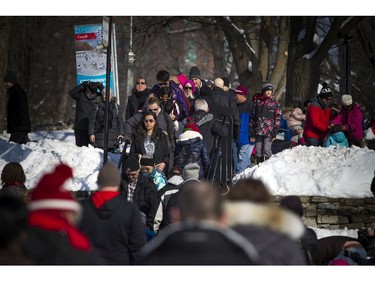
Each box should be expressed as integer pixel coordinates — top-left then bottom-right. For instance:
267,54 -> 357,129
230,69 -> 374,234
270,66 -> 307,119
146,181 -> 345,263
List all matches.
136,82 -> 146,85
144,119 -> 155,123
158,82 -> 168,87
184,87 -> 192,90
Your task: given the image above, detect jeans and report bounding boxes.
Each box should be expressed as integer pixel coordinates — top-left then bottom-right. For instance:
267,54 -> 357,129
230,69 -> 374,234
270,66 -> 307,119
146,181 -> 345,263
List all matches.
234,143 -> 254,174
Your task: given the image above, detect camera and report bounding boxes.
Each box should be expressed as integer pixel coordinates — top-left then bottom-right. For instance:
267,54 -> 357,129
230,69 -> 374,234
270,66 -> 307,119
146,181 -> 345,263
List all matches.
81,81 -> 104,95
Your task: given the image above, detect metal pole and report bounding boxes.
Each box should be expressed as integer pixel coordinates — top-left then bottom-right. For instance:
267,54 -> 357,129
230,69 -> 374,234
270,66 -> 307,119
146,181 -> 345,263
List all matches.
103,16 -> 113,164
345,34 -> 351,95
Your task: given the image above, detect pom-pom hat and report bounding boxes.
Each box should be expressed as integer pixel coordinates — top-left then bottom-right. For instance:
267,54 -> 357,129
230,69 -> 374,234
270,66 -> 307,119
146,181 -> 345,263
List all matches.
28,163 -> 80,213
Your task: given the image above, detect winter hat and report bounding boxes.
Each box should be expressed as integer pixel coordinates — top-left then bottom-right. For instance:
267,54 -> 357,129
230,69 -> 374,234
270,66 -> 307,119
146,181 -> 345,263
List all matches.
214,78 -> 224,89
261,82 -> 273,93
189,66 -> 201,79
177,73 -> 187,86
221,77 -> 230,87
3,72 -> 17,84
199,85 -> 212,97
140,157 -> 155,167
28,163 -> 80,213
318,82 -> 333,99
184,117 -> 200,132
123,155 -> 140,172
341,95 -> 353,106
97,161 -> 121,188
235,85 -> 249,96
182,163 -> 200,180
279,195 -> 303,217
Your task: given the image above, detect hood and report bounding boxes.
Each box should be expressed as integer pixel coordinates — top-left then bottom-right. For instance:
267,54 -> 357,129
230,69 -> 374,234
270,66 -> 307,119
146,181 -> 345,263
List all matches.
91,191 -> 120,219
177,130 -> 203,142
167,175 -> 184,186
224,201 -> 305,240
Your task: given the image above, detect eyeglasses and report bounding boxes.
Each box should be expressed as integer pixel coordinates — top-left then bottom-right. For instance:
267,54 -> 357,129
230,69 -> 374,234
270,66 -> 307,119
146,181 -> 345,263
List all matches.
184,87 -> 192,90
158,82 -> 168,87
144,119 -> 155,123
136,82 -> 145,85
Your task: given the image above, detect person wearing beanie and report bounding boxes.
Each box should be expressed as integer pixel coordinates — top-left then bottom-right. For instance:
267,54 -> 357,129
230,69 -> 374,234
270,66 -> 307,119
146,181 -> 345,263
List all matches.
214,78 -> 224,89
188,66 -> 205,97
120,155 -> 160,233
251,82 -> 281,163
23,163 -> 101,264
303,82 -> 333,147
330,94 -> 364,147
3,71 -> 31,145
233,85 -> 255,174
182,162 -> 200,181
79,160 -> 147,264
174,117 -> 210,180
329,241 -> 368,265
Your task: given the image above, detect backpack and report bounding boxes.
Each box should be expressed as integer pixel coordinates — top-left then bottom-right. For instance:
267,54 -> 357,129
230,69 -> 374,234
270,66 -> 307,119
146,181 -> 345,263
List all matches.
173,145 -> 196,171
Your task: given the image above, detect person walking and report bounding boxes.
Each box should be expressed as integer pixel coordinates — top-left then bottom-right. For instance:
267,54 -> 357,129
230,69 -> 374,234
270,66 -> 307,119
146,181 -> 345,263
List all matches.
3,72 -> 31,144
79,161 -> 147,264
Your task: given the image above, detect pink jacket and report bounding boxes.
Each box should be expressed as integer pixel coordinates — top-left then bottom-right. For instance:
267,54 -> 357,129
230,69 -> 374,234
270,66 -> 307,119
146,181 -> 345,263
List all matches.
331,103 -> 363,141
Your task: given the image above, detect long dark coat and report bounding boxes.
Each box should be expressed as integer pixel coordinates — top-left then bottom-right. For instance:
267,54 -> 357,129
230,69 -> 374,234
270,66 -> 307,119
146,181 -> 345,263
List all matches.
6,83 -> 31,133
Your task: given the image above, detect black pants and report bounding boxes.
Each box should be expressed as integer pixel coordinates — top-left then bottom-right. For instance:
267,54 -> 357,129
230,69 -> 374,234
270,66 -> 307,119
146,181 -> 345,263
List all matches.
74,130 -> 89,147
9,132 -> 30,144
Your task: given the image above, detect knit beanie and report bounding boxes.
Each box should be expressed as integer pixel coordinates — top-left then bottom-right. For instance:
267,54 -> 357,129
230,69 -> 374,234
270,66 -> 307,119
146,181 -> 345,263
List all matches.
189,66 -> 201,79
214,78 -> 224,89
140,157 -> 155,167
261,82 -> 273,93
341,95 -> 353,106
318,82 -> 333,99
28,163 -> 81,213
123,155 -> 140,172
177,73 -> 187,86
279,195 -> 303,217
4,72 -> 17,84
97,161 -> 121,188
182,163 -> 200,180
184,117 -> 200,132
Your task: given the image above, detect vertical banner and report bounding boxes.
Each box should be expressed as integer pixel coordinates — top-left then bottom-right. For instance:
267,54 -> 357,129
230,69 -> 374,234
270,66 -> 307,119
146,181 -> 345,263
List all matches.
74,24 -> 119,101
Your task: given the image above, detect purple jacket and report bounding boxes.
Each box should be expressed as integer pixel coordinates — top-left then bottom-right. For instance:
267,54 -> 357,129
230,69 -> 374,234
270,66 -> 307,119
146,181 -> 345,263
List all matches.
331,103 -> 363,141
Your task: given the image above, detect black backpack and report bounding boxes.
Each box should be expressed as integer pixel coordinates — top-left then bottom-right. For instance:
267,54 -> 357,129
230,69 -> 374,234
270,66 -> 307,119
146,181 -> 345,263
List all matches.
174,145 -> 196,171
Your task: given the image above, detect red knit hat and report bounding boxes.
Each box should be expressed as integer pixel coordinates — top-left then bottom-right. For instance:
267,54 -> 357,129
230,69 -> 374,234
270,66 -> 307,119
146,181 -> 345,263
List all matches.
28,163 -> 80,213
184,117 -> 200,132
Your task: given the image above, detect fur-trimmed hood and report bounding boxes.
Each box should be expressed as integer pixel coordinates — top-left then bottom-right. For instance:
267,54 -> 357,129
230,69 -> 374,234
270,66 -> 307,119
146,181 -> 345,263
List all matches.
177,130 -> 203,142
224,201 -> 305,240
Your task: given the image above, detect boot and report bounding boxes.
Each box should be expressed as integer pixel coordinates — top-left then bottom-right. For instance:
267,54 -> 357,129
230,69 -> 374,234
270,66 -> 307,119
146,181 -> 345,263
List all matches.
257,157 -> 265,164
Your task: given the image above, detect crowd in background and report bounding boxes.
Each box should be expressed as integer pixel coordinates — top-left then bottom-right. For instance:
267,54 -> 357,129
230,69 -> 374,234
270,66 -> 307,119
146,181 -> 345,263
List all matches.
1,68 -> 375,265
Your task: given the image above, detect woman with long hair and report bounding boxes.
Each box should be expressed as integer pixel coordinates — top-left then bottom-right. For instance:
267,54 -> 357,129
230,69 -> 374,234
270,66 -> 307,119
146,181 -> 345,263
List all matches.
130,110 -> 170,173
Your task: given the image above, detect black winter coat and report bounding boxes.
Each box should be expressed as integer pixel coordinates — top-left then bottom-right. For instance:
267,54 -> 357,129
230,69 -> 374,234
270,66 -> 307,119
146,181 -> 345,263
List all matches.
130,128 -> 170,170
121,174 -> 160,230
174,130 -> 210,179
6,83 -> 31,133
191,110 -> 228,156
125,89 -> 150,120
88,99 -> 125,149
69,85 -> 97,132
79,193 -> 147,265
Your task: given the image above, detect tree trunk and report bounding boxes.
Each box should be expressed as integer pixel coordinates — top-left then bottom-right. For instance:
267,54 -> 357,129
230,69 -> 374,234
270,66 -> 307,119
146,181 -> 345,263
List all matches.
0,16 -> 13,133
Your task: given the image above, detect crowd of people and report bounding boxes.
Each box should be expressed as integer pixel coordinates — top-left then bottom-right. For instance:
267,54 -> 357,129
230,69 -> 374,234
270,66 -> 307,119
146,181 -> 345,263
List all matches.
2,68 -> 375,265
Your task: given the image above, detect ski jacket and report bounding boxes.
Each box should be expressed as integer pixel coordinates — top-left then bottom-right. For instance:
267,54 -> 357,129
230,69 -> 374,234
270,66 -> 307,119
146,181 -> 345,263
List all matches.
331,103 -> 363,141
303,97 -> 331,142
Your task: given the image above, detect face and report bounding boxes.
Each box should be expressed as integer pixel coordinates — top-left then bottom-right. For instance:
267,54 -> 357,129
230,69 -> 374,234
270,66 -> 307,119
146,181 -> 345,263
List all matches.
235,93 -> 246,103
141,165 -> 154,174
264,90 -> 273,98
147,103 -> 161,116
321,97 -> 332,106
157,81 -> 169,88
143,114 -> 156,131
135,79 -> 147,92
160,94 -> 171,103
192,78 -> 201,89
184,83 -> 193,96
126,170 -> 139,183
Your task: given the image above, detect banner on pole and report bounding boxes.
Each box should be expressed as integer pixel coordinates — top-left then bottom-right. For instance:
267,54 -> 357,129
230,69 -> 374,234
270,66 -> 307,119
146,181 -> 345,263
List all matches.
74,24 -> 118,100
